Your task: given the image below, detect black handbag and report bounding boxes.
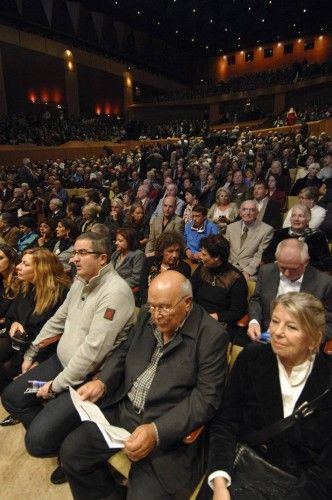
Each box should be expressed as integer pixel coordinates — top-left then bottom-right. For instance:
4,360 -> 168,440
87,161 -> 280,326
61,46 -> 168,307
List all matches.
230,388 -> 331,500
231,443 -> 297,500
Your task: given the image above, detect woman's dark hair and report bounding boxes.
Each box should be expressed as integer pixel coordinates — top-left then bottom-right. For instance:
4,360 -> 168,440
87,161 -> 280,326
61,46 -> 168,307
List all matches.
18,216 -> 36,231
116,227 -> 138,251
58,218 -> 80,239
39,217 -> 56,231
200,234 -> 230,262
155,231 -> 185,259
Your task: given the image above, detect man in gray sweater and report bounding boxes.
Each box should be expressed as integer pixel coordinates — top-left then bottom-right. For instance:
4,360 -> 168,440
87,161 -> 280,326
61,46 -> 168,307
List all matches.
2,233 -> 136,460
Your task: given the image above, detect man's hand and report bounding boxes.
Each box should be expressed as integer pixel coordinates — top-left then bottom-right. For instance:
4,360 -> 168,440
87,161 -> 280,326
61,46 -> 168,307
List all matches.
247,322 -> 261,341
212,477 -> 231,500
9,321 -> 25,337
210,313 -> 219,321
37,380 -> 55,400
242,271 -> 250,281
77,380 -> 106,402
124,424 -> 156,462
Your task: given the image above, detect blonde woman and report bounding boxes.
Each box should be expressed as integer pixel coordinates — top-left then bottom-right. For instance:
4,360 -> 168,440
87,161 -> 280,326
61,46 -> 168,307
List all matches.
0,248 -> 70,397
208,187 -> 238,232
208,292 -> 332,500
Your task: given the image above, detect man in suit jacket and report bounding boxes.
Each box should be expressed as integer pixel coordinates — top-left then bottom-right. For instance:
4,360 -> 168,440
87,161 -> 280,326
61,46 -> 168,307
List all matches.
225,200 -> 273,280
248,239 -> 332,340
145,196 -> 184,256
254,180 -> 282,229
19,272 -> 227,498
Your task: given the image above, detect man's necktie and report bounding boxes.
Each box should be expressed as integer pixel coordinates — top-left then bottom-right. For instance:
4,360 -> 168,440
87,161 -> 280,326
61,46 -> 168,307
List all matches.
240,226 -> 248,247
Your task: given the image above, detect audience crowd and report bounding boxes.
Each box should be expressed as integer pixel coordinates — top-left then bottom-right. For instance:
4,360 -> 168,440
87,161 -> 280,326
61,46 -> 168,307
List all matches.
143,60 -> 332,103
0,119 -> 332,499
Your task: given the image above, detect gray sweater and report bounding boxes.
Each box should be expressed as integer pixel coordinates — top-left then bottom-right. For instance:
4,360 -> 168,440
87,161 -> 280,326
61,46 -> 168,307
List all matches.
24,263 -> 136,393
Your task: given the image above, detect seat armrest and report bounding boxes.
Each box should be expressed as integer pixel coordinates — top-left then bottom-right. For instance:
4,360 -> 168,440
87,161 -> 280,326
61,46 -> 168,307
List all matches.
183,425 -> 204,444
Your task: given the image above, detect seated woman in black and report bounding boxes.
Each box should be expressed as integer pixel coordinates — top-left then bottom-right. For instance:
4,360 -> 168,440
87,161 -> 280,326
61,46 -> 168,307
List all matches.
140,231 -> 191,304
0,248 -> 70,396
123,202 -> 150,251
262,204 -> 331,271
191,234 -> 248,342
52,218 -> 79,271
207,292 -> 332,500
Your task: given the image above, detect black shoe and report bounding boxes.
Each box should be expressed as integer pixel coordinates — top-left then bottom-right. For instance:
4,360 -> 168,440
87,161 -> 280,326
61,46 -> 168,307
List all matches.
50,465 -> 67,485
0,414 -> 20,426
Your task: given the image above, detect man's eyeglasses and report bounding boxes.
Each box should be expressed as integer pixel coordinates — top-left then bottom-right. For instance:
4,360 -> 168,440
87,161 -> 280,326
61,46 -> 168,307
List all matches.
241,208 -> 256,213
71,250 -> 103,257
148,297 -> 186,316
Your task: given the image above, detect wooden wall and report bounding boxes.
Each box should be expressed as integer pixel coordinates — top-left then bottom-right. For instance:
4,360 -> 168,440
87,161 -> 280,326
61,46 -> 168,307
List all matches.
211,34 -> 332,82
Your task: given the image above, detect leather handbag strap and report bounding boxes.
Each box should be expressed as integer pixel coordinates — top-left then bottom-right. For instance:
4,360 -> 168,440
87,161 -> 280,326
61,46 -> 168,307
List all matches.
246,387 -> 331,447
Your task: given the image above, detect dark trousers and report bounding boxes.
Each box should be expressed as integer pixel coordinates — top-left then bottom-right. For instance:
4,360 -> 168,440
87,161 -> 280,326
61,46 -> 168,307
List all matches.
1,354 -> 83,456
60,400 -> 174,500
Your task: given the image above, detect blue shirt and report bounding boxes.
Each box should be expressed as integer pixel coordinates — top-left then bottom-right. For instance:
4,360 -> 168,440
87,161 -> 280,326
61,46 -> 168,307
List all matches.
184,219 -> 220,253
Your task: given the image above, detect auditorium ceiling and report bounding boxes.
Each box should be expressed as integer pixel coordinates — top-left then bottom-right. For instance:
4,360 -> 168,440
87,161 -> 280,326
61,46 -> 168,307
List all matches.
80,0 -> 329,55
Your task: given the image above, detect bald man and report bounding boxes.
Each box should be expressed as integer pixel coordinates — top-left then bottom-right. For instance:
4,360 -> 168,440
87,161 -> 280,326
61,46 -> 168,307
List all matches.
26,272 -> 228,499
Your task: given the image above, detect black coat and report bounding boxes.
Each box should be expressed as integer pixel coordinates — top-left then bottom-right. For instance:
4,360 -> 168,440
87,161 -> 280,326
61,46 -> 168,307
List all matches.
207,343 -> 332,500
99,304 -> 228,493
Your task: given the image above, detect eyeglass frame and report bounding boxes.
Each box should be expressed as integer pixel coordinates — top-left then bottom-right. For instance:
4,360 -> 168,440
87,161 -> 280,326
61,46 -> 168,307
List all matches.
147,296 -> 188,316
70,250 -> 104,257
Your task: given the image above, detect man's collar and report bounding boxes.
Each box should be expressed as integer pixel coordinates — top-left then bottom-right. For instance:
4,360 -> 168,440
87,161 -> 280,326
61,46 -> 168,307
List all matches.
279,272 -> 304,284
77,262 -> 114,287
191,219 -> 207,232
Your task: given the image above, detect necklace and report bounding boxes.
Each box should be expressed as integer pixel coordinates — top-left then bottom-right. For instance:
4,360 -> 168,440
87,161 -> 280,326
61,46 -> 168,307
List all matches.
160,264 -> 169,271
211,275 -> 216,286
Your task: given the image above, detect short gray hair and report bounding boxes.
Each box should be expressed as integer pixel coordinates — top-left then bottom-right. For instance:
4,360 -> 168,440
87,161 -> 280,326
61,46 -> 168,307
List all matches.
275,239 -> 309,262
290,203 -> 311,221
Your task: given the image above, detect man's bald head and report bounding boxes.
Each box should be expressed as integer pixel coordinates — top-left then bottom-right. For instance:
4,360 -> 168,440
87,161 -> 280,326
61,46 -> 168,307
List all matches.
148,271 -> 192,338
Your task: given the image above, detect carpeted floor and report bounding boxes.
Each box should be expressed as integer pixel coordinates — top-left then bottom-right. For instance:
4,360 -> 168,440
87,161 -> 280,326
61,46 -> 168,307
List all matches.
0,402 -> 72,500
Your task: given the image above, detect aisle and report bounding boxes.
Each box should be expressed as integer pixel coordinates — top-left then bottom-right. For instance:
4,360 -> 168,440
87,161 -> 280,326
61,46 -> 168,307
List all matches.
0,403 -> 72,500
